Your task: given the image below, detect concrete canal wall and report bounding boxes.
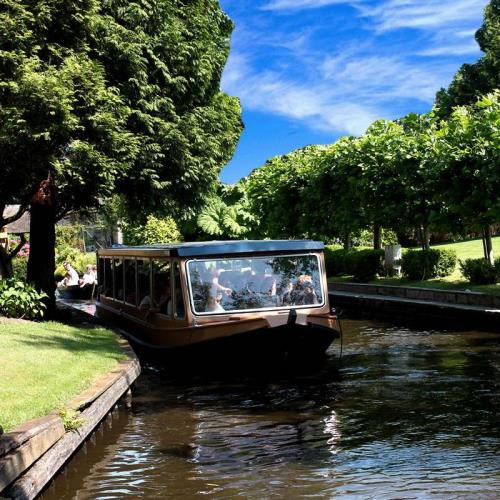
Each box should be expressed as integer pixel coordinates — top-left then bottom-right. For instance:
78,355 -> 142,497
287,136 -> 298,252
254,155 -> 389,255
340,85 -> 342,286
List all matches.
0,337 -> 140,499
329,283 -> 500,331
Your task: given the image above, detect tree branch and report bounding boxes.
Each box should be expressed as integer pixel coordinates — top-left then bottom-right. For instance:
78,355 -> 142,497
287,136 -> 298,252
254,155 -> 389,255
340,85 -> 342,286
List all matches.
0,204 -> 29,227
8,233 -> 27,260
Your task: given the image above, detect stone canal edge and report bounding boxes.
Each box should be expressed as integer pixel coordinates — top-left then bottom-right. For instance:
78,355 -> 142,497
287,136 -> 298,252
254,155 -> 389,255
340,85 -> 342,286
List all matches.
0,336 -> 141,499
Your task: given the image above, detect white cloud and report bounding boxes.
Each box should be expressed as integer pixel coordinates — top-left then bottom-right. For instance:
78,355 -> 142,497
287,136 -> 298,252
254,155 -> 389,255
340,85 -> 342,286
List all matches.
418,42 -> 481,57
261,0 -> 354,11
357,0 -> 488,32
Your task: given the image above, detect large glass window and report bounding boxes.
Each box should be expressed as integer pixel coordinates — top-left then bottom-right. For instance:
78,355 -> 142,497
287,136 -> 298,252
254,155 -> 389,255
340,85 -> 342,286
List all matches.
113,258 -> 124,301
124,259 -> 137,306
137,259 -> 151,309
101,258 -> 113,297
152,260 -> 171,316
187,254 -> 323,315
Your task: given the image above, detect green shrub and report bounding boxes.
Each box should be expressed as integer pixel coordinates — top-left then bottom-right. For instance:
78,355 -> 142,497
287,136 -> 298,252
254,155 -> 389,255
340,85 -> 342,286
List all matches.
460,258 -> 499,285
324,246 -> 348,276
324,246 -> 384,280
345,249 -> 384,281
12,256 -> 28,281
402,249 -> 457,280
123,215 -> 182,245
0,278 -> 47,320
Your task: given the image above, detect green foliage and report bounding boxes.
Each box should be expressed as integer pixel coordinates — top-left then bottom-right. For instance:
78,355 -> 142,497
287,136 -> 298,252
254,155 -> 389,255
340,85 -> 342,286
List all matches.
324,247 -> 384,281
0,278 -> 47,320
346,249 -> 385,282
59,408 -> 85,431
432,92 -> 500,238
0,0 -> 242,301
123,215 -> 182,245
245,145 -> 329,239
56,225 -> 85,252
12,257 -> 28,282
324,246 -> 350,276
435,0 -> 499,117
196,183 -> 255,240
460,258 -> 499,284
402,249 -> 458,280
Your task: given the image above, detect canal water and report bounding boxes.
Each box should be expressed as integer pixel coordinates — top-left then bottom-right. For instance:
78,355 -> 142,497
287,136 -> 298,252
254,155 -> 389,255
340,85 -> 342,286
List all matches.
42,319 -> 500,499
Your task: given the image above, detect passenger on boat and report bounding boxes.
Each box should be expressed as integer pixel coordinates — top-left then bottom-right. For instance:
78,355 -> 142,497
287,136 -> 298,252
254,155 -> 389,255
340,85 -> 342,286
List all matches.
210,266 -> 232,296
140,279 -> 170,312
206,289 -> 225,312
57,262 -> 79,288
291,275 -> 318,305
79,264 -> 97,287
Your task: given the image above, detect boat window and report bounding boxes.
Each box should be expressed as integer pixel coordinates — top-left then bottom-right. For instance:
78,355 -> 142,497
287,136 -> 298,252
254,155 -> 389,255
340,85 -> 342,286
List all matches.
187,254 -> 323,315
173,261 -> 185,319
102,258 -> 113,297
137,259 -> 151,310
113,258 -> 124,301
152,260 -> 172,317
124,259 -> 137,306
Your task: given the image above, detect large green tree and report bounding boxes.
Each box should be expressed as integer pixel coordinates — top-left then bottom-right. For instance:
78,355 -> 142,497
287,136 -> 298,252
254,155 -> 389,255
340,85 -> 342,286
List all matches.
433,92 -> 500,263
245,145 -> 328,239
0,0 -> 242,307
435,0 -> 499,117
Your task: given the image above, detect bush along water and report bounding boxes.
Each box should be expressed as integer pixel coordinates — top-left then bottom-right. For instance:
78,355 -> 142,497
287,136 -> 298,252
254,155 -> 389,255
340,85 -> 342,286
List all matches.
0,278 -> 47,320
324,247 -> 384,281
402,249 -> 457,280
460,258 -> 500,285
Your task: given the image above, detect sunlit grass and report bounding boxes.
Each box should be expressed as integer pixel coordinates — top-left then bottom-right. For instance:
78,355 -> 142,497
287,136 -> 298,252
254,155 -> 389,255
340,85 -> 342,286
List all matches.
0,320 -> 126,432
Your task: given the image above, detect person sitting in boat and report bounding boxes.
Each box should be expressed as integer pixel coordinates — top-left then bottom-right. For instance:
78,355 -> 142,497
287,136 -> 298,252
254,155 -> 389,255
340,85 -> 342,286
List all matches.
79,264 -> 97,287
210,266 -> 232,296
291,275 -> 318,305
206,289 -> 225,312
57,262 -> 79,288
140,278 -> 170,316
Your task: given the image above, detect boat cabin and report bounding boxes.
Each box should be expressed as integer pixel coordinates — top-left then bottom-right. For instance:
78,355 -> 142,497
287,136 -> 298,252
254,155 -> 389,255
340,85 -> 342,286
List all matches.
96,240 -> 339,358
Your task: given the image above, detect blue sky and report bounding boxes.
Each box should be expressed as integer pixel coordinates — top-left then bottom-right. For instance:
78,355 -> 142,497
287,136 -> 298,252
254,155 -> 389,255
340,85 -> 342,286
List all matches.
218,0 -> 489,183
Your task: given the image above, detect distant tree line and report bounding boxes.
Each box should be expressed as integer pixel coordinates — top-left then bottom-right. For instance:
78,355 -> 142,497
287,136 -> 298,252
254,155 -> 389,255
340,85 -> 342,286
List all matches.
196,0 -> 499,265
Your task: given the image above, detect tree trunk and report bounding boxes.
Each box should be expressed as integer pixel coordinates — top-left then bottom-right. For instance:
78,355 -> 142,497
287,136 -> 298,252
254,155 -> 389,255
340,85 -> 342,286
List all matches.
27,175 -> 56,315
373,223 -> 382,250
422,225 -> 431,251
483,226 -> 494,265
0,245 -> 13,279
343,233 -> 351,250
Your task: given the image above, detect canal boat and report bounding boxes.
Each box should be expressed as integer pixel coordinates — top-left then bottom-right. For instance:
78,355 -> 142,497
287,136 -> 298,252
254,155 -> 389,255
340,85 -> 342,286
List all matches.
96,240 -> 341,362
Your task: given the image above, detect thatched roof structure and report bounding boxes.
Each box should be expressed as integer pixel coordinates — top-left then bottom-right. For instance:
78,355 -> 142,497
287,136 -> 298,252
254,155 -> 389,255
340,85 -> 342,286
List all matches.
2,205 -> 31,234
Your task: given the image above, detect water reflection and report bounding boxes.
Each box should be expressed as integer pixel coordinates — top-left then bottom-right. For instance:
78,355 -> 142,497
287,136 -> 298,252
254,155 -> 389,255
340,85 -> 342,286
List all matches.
41,319 -> 500,499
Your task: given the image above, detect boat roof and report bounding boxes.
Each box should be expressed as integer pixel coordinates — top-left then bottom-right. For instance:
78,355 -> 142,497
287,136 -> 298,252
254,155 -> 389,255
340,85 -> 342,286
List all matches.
99,240 -> 324,258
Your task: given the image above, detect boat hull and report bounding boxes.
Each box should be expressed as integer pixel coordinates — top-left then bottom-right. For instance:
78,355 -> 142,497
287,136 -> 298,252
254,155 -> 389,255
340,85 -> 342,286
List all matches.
116,321 -> 340,368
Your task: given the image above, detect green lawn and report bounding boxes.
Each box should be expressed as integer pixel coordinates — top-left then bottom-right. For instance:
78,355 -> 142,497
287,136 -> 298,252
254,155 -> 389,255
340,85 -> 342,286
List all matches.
329,236 -> 500,296
0,320 -> 126,432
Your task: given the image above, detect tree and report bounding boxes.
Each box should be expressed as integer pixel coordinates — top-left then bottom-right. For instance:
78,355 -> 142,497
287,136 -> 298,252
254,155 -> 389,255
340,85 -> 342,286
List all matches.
123,214 -> 182,245
0,0 -> 242,308
196,183 -> 254,240
435,0 -> 499,117
245,145 -> 327,239
433,92 -> 500,263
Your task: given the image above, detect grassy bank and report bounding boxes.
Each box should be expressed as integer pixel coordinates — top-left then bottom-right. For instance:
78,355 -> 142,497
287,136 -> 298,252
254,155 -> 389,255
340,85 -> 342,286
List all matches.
0,320 -> 126,432
329,237 -> 500,296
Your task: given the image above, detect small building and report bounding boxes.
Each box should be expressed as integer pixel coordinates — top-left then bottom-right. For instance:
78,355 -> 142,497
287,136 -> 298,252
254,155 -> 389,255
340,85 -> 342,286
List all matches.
0,206 -> 30,249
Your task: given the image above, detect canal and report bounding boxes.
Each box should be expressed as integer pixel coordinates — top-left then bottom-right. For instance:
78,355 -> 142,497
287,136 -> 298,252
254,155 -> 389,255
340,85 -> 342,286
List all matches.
41,319 -> 500,498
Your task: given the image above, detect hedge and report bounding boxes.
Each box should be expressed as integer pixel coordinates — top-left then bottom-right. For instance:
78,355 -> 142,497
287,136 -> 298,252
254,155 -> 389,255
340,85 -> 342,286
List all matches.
402,248 -> 457,280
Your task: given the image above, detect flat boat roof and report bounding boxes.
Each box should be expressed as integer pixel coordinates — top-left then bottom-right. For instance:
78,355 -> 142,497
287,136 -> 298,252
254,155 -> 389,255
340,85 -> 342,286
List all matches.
99,240 -> 324,258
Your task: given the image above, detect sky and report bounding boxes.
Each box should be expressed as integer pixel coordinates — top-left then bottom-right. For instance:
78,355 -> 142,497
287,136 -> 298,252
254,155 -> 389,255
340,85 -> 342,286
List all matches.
218,0 -> 489,183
